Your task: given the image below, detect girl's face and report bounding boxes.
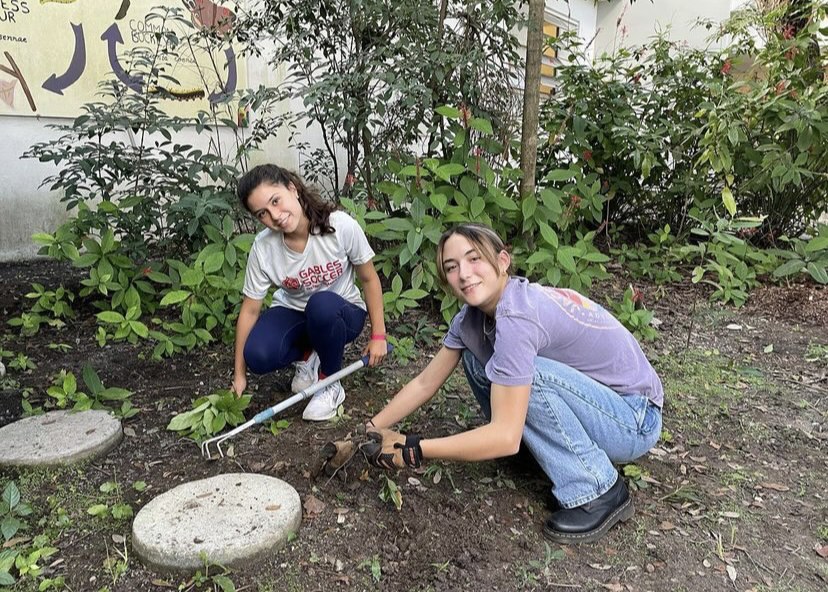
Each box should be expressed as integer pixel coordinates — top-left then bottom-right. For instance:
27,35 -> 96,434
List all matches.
247,182 -> 307,236
441,233 -> 509,315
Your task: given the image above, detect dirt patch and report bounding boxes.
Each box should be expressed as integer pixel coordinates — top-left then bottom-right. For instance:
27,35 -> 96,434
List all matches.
1,260 -> 827,591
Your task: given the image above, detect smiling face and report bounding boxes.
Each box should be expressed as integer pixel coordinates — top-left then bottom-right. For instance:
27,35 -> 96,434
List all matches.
440,233 -> 510,315
246,181 -> 308,237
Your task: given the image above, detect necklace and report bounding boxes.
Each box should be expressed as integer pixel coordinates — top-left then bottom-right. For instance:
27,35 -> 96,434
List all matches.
483,315 -> 496,338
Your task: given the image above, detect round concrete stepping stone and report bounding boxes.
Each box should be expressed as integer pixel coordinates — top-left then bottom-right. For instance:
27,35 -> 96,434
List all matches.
132,473 -> 301,573
0,409 -> 122,467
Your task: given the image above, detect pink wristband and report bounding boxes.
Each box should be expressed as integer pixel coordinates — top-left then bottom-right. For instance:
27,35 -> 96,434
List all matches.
370,334 -> 386,341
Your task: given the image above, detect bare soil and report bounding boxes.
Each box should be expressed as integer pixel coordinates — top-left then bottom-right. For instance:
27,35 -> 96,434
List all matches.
1,259 -> 826,592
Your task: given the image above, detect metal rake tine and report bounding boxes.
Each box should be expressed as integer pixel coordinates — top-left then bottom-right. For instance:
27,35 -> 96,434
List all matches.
199,344 -> 393,460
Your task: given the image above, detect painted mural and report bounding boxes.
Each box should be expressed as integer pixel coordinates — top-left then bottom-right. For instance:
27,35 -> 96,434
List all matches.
0,0 -> 246,118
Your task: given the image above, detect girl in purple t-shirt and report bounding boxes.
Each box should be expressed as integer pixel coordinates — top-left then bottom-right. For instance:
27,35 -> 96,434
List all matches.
363,223 -> 663,544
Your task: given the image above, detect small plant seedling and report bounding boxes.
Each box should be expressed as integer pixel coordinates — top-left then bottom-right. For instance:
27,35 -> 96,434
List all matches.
47,343 -> 73,353
1,481 -> 32,542
622,464 -> 650,491
269,419 -> 291,436
378,476 -> 403,511
46,366 -> 136,419
358,555 -> 382,583
8,353 -> 36,373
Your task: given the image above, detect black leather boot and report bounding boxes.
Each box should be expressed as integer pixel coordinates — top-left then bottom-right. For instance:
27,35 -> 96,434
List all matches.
543,476 -> 634,544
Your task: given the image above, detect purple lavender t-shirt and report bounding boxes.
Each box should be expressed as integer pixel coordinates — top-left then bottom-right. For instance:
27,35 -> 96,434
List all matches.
443,277 -> 664,407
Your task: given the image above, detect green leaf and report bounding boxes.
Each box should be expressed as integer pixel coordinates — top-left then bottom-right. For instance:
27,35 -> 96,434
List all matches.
429,193 -> 448,212
436,164 -> 465,181
213,575 -> 236,592
772,259 -> 805,277
62,373 -> 77,396
87,504 -> 109,516
469,118 -> 493,134
721,186 -> 736,217
99,481 -> 117,493
804,236 -> 828,253
806,262 -> 828,284
557,248 -> 578,274
538,222 -> 558,248
132,481 -> 147,492
459,176 -> 479,200
160,290 -> 192,306
470,196 -> 486,218
435,105 -> 461,119
97,311 -> 125,324
545,169 -> 577,182
82,365 -> 104,395
1,516 -> 22,541
111,503 -> 133,520
202,252 -> 224,274
2,482 -> 20,510
99,387 -> 132,401
129,321 -> 150,338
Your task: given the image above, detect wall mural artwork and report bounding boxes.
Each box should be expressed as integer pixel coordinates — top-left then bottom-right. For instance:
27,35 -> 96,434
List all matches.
0,0 -> 246,118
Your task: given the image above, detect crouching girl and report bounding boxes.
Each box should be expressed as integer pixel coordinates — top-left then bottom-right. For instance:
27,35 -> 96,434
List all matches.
364,223 -> 662,543
232,164 -> 387,421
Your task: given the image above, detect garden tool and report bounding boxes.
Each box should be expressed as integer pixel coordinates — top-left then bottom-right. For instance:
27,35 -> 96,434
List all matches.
201,344 -> 392,460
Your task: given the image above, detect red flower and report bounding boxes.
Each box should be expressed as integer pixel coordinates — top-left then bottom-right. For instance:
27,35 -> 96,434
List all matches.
775,80 -> 787,95
344,173 -> 356,187
570,194 -> 582,206
721,60 -> 732,75
782,25 -> 795,40
785,48 -> 797,61
582,150 -> 593,161
367,197 -> 378,210
142,267 -> 152,276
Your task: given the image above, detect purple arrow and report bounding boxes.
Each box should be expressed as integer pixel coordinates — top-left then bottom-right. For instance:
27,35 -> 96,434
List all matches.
101,23 -> 142,93
43,23 -> 86,95
209,47 -> 237,104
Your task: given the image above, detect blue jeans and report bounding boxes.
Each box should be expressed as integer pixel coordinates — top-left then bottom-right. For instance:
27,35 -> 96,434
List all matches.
462,350 -> 662,508
244,291 -> 367,376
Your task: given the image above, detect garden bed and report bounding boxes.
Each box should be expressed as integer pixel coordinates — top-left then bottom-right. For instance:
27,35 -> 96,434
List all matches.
1,259 -> 827,591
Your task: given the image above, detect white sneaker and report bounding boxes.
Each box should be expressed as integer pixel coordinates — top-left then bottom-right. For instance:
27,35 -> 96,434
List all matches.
302,381 -> 345,421
291,351 -> 320,393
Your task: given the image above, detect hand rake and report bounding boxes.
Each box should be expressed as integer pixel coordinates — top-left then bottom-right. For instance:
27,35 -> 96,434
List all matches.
201,345 -> 391,459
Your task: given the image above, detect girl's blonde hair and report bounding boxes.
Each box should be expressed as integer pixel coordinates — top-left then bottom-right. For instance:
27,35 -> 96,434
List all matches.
435,223 -> 511,285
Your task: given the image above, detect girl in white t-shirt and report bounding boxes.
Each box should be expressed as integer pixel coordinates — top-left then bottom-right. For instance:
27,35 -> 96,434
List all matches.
232,164 -> 388,421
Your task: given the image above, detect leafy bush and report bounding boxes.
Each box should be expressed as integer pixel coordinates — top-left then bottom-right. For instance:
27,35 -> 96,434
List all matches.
770,223 -> 828,284
237,0 -> 522,197
23,5 -> 282,260
539,1 -> 827,240
348,110 -> 611,322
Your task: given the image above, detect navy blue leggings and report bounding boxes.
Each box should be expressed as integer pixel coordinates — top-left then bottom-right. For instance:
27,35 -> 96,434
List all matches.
243,291 -> 367,377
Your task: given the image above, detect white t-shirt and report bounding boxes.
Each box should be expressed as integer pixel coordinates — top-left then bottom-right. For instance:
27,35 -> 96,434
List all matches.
242,210 -> 375,311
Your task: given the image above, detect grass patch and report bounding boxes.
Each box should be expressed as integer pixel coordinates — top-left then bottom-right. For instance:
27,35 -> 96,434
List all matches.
655,349 -> 767,433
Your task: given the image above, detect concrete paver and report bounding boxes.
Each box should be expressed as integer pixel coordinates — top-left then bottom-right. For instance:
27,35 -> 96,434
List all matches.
132,473 -> 302,573
0,409 -> 122,467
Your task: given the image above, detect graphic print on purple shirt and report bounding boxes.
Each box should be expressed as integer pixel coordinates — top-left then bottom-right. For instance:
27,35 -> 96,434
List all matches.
538,286 -> 618,329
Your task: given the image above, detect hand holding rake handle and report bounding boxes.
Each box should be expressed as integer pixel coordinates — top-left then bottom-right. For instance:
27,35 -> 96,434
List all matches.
201,343 -> 393,460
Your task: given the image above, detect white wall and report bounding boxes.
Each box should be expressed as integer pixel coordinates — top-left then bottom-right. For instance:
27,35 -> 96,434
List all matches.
594,0 -> 750,56
0,53 -> 316,262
